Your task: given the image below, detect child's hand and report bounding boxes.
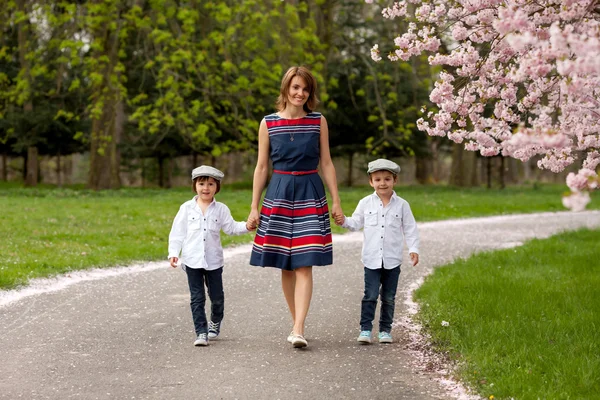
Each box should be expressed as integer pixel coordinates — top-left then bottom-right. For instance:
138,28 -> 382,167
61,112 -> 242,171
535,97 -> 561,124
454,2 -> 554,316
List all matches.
247,210 -> 259,230
409,252 -> 419,267
334,214 -> 345,226
169,257 -> 179,268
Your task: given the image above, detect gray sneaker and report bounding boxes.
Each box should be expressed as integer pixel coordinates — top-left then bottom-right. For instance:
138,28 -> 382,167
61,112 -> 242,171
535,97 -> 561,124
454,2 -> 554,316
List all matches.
357,330 -> 372,344
378,331 -> 393,343
194,333 -> 208,346
208,321 -> 221,339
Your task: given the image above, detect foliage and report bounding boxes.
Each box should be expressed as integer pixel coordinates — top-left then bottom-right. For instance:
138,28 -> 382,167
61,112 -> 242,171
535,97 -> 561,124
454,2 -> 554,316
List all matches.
323,1 -> 435,159
127,0 -> 324,156
368,0 -> 600,207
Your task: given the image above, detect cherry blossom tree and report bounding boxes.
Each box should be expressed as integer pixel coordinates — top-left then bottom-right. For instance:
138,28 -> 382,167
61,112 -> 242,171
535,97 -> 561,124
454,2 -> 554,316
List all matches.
368,0 -> 599,210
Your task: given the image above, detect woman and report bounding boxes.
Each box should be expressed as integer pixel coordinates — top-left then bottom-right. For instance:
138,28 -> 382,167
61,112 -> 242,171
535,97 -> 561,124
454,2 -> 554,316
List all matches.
248,66 -> 343,348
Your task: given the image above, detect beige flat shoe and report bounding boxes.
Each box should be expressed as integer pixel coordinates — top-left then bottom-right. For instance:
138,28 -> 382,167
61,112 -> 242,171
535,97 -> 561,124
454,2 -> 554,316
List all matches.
291,334 -> 308,348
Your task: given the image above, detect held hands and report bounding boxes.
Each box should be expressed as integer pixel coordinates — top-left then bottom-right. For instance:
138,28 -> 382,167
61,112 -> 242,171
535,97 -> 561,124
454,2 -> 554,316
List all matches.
409,252 -> 419,267
246,217 -> 257,231
331,203 -> 344,226
247,209 -> 260,231
169,257 -> 179,268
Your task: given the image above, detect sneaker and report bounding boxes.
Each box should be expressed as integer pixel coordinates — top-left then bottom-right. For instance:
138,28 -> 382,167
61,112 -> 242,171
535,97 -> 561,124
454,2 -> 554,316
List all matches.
287,332 -> 294,343
208,321 -> 221,339
378,331 -> 393,343
357,330 -> 372,344
194,333 -> 208,346
291,334 -> 308,348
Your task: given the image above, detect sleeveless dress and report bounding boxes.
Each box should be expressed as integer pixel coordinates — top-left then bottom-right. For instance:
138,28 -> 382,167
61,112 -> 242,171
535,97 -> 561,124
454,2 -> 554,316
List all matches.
250,112 -> 333,270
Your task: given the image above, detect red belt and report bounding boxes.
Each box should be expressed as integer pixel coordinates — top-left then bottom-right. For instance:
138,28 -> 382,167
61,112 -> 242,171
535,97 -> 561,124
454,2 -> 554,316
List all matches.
273,169 -> 318,176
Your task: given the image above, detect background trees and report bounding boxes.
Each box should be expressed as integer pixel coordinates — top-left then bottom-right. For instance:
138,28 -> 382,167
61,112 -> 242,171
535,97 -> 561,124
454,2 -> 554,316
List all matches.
8,0 -> 572,191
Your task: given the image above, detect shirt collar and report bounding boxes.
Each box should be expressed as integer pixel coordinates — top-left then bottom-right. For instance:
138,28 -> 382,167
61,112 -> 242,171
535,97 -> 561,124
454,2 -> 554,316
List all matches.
192,196 -> 216,210
370,191 -> 399,203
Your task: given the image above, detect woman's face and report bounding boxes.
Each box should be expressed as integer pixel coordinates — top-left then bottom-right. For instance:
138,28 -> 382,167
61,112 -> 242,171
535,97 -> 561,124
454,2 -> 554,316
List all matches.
286,76 -> 310,109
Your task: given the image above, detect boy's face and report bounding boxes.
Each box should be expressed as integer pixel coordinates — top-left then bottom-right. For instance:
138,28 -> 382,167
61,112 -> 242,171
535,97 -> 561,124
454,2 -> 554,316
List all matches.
369,170 -> 397,197
195,177 -> 218,201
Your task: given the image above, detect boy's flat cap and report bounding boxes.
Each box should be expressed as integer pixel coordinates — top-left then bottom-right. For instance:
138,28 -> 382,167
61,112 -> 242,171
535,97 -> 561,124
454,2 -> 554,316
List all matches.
191,165 -> 225,181
367,159 -> 401,175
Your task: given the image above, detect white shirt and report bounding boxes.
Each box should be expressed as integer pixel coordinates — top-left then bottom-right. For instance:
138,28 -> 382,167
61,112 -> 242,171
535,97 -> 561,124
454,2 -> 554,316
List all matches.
168,197 -> 249,270
342,191 -> 419,270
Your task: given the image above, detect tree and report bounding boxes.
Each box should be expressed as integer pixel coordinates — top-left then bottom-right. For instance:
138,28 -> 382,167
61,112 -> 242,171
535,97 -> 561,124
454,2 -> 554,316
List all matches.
368,0 -> 600,209
318,1 -> 436,185
1,0 -> 89,186
128,0 -> 323,160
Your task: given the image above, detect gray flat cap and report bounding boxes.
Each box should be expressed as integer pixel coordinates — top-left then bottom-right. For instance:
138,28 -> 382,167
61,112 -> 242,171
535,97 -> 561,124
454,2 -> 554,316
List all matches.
367,159 -> 401,175
191,165 -> 225,181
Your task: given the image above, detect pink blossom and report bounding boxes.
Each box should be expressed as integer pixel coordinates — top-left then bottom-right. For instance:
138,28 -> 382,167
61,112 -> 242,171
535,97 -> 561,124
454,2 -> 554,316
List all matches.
371,0 -> 600,210
562,191 -> 591,212
566,169 -> 598,191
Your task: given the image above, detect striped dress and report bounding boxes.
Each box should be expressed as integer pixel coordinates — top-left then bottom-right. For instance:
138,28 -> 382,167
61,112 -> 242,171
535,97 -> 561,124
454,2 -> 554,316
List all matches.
250,112 -> 333,270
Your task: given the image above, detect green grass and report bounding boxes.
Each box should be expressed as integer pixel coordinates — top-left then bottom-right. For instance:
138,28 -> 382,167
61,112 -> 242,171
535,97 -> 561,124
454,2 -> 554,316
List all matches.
0,182 -> 597,290
414,228 -> 600,399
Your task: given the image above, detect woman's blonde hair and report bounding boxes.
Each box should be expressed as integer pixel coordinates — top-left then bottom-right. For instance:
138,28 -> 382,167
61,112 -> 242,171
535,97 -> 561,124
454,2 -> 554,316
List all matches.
275,66 -> 319,113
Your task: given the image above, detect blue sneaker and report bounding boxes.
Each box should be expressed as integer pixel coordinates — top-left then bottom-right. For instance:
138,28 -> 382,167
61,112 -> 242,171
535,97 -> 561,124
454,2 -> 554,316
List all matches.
194,333 -> 208,346
378,331 -> 393,343
357,330 -> 372,344
208,321 -> 221,339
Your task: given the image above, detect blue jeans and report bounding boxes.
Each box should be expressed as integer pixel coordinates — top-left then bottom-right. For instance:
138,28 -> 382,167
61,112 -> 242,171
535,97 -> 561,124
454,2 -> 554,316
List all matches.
360,266 -> 401,332
185,266 -> 224,335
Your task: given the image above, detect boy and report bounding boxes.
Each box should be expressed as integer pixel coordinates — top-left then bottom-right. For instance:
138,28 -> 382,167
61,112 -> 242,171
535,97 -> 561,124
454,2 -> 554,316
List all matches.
168,165 -> 254,346
334,159 -> 419,344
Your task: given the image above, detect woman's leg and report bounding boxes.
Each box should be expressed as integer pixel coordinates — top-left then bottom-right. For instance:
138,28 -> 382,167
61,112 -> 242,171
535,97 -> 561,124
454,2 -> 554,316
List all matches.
282,269 -> 296,329
292,266 -> 313,337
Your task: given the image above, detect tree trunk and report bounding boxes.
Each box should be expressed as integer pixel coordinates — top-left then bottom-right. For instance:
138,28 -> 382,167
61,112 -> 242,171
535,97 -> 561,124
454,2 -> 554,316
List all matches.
166,158 -> 173,188
87,8 -> 123,190
346,152 -> 354,187
25,147 -> 38,187
499,156 -> 505,189
450,143 -> 480,187
56,153 -> 62,187
1,152 -> 6,181
468,152 -> 479,187
431,141 -> 442,183
141,158 -> 146,188
449,143 -> 467,186
17,0 -> 38,187
415,156 -> 433,184
487,157 -> 492,189
89,102 -> 122,189
158,157 -> 165,188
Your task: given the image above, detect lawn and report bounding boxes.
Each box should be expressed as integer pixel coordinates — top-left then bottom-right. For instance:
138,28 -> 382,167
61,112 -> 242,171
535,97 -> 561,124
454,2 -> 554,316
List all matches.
415,228 -> 600,399
0,182 -> 598,289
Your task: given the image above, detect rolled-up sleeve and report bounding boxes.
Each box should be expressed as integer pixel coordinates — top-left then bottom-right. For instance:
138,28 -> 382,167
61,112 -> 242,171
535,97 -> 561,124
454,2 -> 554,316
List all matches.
219,205 -> 249,235
342,200 -> 365,231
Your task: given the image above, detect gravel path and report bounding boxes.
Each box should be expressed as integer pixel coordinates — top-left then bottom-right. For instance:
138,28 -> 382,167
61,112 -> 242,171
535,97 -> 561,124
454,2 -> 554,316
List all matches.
1,211 -> 599,400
